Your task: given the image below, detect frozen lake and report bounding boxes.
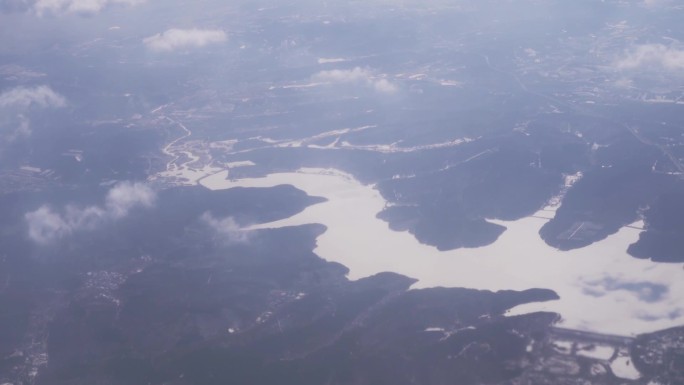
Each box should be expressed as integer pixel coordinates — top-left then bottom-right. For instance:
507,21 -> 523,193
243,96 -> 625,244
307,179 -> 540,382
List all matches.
201,168 -> 684,336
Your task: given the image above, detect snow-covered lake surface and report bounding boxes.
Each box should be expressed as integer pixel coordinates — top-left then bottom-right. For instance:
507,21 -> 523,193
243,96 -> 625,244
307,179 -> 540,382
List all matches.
201,167 -> 684,336
576,344 -> 615,361
611,356 -> 642,380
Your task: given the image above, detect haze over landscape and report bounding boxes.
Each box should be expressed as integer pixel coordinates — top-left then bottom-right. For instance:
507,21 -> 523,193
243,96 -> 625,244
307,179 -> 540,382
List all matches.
1,0 -> 684,384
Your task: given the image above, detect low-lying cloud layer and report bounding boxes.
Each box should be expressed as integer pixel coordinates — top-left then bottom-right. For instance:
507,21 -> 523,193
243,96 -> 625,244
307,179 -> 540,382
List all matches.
642,0 -> 672,8
143,28 -> 227,52
201,212 -> 250,244
0,85 -> 66,108
312,67 -> 398,94
26,182 -> 156,243
616,44 -> 684,72
0,85 -> 66,140
33,0 -> 144,15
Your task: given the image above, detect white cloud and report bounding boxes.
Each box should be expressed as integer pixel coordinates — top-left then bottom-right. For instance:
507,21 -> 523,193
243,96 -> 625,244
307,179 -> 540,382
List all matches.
25,181 -> 156,243
26,205 -> 106,243
33,0 -> 144,16
1,114 -> 32,141
0,0 -> 32,13
313,67 -> 373,83
105,181 -> 156,218
642,0 -> 671,8
616,44 -> 684,72
0,85 -> 66,141
0,85 -> 66,109
201,212 -> 251,244
26,206 -> 73,243
312,67 -> 398,94
143,28 -> 227,52
372,78 -> 398,94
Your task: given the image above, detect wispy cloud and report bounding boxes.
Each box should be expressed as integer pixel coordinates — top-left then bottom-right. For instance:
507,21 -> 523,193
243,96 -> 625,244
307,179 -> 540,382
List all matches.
201,212 -> 251,244
33,0 -> 144,16
616,44 -> 684,72
581,276 -> 668,303
104,181 -> 156,218
0,85 -> 66,108
642,0 -> 672,8
312,67 -> 398,94
0,85 -> 66,140
143,28 -> 227,52
25,182 -> 156,243
0,0 -> 32,13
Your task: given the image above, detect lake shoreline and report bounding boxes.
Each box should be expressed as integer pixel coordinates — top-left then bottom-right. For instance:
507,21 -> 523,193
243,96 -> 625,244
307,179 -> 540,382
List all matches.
200,167 -> 684,336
